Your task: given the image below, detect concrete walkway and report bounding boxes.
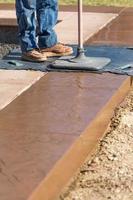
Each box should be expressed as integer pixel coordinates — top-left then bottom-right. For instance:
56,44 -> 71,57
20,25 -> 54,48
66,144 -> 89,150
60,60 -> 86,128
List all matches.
0,10 -> 117,111
1,6 -> 130,200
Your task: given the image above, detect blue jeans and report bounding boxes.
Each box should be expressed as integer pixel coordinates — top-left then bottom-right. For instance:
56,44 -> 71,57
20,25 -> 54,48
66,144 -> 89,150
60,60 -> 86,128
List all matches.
15,0 -> 58,53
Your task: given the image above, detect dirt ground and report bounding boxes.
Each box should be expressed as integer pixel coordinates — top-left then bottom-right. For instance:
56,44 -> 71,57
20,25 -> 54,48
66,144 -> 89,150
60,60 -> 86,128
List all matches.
60,88 -> 133,200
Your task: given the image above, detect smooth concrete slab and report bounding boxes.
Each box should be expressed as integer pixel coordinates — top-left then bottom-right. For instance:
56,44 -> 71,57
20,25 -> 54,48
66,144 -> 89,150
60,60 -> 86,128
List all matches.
0,10 -> 16,26
0,70 -> 44,110
0,10 -> 16,19
55,12 -> 117,44
89,7 -> 133,46
0,72 -> 130,200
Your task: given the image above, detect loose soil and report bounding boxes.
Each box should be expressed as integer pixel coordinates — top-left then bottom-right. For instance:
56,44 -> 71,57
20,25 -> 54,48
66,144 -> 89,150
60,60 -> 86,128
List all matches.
60,88 -> 133,200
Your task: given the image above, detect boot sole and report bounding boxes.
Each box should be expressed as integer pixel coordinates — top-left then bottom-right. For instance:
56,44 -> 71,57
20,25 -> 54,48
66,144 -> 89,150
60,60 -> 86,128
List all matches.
43,50 -> 73,58
21,55 -> 47,63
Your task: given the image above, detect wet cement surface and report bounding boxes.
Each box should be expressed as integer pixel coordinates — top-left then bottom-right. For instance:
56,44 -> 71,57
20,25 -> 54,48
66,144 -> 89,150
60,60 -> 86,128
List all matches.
0,5 -> 132,200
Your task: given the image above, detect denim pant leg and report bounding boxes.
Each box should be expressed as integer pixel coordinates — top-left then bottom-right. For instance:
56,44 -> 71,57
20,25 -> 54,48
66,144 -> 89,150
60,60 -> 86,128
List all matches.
37,0 -> 58,48
15,0 -> 38,52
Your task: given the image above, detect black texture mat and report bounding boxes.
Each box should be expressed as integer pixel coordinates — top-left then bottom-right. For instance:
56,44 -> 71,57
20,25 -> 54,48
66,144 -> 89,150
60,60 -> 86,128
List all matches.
1,46 -> 133,76
1,48 -> 55,71
48,46 -> 133,76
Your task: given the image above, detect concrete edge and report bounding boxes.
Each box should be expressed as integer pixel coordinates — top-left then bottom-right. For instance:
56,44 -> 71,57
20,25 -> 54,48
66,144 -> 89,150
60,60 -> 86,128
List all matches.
28,77 -> 131,200
85,7 -> 126,45
84,13 -> 118,44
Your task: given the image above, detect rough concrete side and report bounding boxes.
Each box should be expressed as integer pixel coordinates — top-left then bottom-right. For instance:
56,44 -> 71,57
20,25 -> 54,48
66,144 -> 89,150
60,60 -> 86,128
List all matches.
60,88 -> 133,200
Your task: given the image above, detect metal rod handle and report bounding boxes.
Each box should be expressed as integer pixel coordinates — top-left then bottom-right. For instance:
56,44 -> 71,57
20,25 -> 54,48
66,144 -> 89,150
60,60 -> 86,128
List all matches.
78,0 -> 83,49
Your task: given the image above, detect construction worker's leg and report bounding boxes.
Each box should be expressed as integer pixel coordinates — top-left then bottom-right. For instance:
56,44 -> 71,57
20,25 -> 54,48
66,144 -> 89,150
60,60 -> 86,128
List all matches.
15,0 -> 38,53
37,0 -> 58,48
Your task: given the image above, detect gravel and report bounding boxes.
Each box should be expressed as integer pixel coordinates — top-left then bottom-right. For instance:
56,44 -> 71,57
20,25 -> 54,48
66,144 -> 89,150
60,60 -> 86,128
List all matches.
60,89 -> 133,200
0,43 -> 18,59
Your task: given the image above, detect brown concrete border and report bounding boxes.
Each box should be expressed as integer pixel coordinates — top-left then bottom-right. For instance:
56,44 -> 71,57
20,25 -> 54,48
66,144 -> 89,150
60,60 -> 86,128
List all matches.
60,5 -> 124,13
0,3 -> 15,10
28,77 -> 131,200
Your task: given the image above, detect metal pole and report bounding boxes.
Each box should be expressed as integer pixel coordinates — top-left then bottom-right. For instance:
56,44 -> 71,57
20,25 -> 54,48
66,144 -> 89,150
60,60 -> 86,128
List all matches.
78,0 -> 83,49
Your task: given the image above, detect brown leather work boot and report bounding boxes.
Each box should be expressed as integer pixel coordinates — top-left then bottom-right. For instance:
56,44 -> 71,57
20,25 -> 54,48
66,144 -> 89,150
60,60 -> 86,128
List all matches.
22,49 -> 47,62
40,43 -> 73,57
